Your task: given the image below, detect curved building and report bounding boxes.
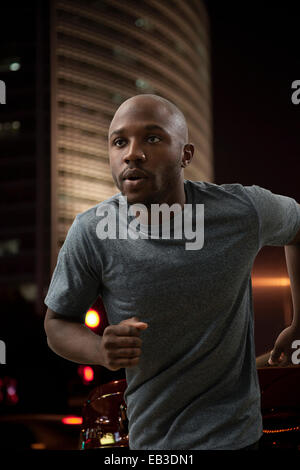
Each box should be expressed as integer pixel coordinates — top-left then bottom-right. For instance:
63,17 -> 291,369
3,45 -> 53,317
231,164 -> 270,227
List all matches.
51,0 -> 213,261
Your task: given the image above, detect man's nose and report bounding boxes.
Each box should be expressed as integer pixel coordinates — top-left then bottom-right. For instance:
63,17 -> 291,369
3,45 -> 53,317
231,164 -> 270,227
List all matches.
122,140 -> 146,164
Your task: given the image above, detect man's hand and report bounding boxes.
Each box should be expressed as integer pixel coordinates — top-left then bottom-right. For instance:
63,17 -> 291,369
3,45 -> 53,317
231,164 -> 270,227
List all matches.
268,323 -> 300,366
100,317 -> 148,371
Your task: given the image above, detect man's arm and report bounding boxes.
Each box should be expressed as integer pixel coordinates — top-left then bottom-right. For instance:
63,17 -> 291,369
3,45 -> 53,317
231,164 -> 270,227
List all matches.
44,308 -> 105,365
44,308 -> 148,370
284,234 -> 300,329
268,219 -> 300,366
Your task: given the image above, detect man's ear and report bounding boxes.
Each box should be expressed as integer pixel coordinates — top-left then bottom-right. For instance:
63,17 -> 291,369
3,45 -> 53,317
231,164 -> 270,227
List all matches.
181,143 -> 194,167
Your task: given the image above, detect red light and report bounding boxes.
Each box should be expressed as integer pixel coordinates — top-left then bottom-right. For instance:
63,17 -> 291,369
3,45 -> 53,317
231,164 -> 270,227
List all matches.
78,365 -> 94,383
83,366 -> 94,382
263,426 -> 300,434
85,309 -> 100,328
62,416 -> 83,425
2,377 -> 19,405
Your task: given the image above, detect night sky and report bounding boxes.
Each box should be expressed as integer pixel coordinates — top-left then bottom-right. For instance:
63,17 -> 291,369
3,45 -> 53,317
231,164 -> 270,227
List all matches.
204,1 -> 300,201
203,2 -> 300,355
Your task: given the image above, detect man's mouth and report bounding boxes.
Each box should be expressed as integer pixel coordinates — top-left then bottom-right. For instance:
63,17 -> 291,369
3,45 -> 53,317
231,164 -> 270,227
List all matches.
123,176 -> 145,181
123,177 -> 148,188
121,169 -> 150,189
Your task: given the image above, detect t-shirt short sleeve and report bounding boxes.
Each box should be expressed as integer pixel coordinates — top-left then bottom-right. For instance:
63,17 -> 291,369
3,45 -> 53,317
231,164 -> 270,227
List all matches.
243,184 -> 300,249
44,215 -> 102,320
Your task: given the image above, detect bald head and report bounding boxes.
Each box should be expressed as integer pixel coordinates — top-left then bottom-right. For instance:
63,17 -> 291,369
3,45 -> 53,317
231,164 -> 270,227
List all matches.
108,93 -> 194,208
109,94 -> 189,143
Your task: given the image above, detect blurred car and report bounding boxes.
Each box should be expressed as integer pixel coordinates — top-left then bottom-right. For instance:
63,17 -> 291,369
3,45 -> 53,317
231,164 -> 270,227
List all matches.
79,378 -> 128,449
79,363 -> 300,450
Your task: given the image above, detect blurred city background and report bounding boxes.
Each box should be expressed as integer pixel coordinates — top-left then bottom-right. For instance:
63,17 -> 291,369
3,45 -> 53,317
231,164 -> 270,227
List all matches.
0,0 -> 300,450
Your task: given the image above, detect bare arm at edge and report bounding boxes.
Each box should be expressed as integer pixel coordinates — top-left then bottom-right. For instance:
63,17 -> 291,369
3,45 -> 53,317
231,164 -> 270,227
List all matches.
44,308 -> 148,370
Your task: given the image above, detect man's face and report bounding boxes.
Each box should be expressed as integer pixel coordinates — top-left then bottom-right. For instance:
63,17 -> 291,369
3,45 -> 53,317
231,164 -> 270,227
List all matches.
108,97 -> 190,207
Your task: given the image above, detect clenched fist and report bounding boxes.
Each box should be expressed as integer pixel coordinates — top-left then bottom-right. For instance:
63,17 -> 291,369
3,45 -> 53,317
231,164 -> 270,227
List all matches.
100,316 -> 148,371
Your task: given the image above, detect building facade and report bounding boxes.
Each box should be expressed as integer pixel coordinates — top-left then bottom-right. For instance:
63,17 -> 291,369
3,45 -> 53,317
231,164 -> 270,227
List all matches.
50,0 -> 213,265
0,0 -> 212,337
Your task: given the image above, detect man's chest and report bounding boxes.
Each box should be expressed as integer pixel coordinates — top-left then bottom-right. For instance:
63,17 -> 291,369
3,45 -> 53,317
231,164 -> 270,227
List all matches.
100,231 -> 256,327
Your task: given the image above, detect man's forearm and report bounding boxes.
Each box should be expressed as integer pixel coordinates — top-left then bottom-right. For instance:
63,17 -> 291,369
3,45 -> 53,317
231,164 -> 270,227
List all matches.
284,243 -> 300,328
45,317 -> 104,365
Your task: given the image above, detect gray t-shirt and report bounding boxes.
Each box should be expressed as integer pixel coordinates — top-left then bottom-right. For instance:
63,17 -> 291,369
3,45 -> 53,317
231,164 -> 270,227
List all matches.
44,180 -> 300,450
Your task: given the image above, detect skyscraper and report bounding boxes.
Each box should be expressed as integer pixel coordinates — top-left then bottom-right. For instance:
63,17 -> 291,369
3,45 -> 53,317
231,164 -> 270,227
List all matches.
50,0 -> 213,265
0,0 -> 213,413
0,0 -> 213,304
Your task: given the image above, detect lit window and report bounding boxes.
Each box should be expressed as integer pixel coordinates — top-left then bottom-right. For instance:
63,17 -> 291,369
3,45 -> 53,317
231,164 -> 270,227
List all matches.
12,121 -> 20,130
19,283 -> 37,302
135,79 -> 155,93
0,121 -> 21,136
136,78 -> 149,90
0,58 -> 21,73
135,18 -> 153,31
0,239 -> 20,256
9,62 -> 21,72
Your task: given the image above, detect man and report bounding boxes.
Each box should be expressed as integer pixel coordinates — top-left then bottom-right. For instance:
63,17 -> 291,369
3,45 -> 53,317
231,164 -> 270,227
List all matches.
44,94 -> 300,450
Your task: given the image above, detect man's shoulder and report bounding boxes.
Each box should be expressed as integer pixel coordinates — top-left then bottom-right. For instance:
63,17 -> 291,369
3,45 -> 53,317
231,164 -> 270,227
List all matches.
186,180 -> 258,212
76,192 -> 122,223
186,179 -> 247,197
67,192 -> 122,243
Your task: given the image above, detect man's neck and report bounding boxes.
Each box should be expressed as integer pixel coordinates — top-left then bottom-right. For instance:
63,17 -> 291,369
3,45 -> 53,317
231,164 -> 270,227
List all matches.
138,182 -> 186,226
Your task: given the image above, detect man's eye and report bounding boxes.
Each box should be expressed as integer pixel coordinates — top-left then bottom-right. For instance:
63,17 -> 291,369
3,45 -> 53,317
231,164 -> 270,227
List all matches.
113,136 -> 160,147
114,138 -> 125,147
147,135 -> 161,143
